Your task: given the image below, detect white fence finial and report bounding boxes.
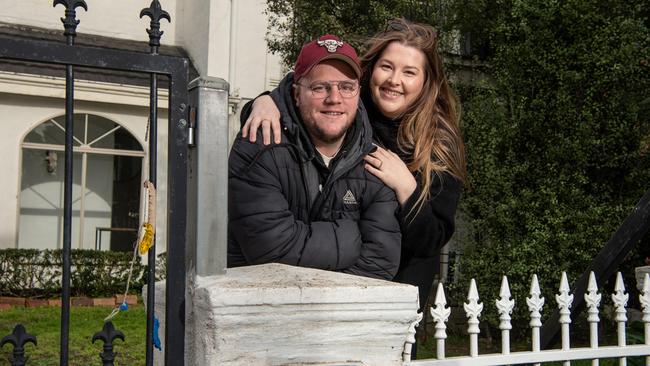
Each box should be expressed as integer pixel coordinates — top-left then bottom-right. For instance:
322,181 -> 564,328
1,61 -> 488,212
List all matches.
612,272 -> 629,323
431,283 -> 451,330
641,273 -> 650,322
641,273 -> 650,366
403,312 -> 423,364
496,276 -> 514,355
527,274 -> 544,365
612,271 -> 629,358
556,271 -> 574,325
464,278 -> 483,357
585,271 -> 602,323
527,274 -> 545,328
496,276 -> 515,325
465,278 -> 483,333
496,276 -> 514,328
585,271 -> 601,362
431,282 -> 451,360
556,271 -> 574,365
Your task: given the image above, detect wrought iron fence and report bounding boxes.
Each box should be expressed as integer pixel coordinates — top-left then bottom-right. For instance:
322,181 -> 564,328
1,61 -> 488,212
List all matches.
0,0 -> 189,365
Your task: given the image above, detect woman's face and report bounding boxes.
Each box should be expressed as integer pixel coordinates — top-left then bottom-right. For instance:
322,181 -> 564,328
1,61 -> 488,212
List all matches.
370,41 -> 427,119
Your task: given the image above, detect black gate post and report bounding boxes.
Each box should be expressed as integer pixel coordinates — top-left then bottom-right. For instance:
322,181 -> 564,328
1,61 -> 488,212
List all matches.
52,1 -> 87,365
164,55 -> 189,366
140,1 -> 171,365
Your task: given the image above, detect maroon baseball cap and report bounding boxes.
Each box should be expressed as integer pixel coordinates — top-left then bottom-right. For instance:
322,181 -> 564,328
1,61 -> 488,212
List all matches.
293,35 -> 361,82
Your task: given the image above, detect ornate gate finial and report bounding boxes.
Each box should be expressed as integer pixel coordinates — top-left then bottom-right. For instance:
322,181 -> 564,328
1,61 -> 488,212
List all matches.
1,324 -> 37,366
53,0 -> 88,38
92,321 -> 125,366
140,0 -> 171,51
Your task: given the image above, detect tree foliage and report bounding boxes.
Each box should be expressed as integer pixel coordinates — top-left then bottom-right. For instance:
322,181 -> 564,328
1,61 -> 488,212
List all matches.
265,0 -> 449,68
265,0 -> 650,333
453,0 -> 650,332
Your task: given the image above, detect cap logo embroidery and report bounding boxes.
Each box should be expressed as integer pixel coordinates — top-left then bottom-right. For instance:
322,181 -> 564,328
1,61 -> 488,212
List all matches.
343,189 -> 357,205
317,39 -> 344,53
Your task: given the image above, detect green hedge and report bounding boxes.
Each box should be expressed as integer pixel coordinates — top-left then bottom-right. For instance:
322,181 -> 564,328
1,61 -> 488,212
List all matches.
446,1 -> 650,334
0,249 -> 166,299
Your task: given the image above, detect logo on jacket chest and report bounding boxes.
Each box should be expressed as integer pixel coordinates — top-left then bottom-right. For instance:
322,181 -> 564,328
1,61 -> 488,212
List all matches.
342,189 -> 357,205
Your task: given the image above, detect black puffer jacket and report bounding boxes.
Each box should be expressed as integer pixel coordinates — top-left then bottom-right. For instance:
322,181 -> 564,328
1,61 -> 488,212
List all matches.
228,74 -> 401,280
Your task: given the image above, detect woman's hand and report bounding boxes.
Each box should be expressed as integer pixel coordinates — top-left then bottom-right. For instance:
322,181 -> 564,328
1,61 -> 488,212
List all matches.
364,146 -> 417,207
242,95 -> 282,145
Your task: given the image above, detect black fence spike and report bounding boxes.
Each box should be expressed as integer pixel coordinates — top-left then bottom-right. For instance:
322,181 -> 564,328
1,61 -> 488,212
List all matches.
92,321 -> 125,366
53,0 -> 88,39
1,324 -> 37,366
140,0 -> 171,52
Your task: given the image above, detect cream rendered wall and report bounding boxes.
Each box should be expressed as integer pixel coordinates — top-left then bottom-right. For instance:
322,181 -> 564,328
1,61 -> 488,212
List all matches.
224,0 -> 286,142
232,0 -> 285,97
174,0 -> 284,90
175,0 -> 229,79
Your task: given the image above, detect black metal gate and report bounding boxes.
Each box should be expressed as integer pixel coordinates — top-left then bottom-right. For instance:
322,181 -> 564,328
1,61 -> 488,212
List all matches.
0,1 -> 188,365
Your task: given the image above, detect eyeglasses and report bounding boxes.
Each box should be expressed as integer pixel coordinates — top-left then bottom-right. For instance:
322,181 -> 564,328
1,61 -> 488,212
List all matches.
295,80 -> 360,99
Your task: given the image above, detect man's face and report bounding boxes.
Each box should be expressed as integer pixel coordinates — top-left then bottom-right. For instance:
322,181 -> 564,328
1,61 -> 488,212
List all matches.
293,59 -> 359,146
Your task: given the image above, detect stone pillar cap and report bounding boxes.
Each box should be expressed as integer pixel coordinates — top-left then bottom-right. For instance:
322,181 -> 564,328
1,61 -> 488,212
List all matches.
196,263 -> 418,307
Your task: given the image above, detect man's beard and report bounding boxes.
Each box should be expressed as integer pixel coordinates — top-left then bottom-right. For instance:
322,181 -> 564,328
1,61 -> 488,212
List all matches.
304,118 -> 354,145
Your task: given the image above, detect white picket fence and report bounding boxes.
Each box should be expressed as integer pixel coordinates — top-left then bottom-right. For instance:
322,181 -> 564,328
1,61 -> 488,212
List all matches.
409,272 -> 650,366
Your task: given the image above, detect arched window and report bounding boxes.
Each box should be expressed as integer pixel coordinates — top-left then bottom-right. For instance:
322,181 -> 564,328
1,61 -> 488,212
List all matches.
19,114 -> 145,251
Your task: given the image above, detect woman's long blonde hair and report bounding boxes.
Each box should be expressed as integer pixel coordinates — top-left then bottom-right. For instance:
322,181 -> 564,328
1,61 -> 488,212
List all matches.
360,18 -> 467,214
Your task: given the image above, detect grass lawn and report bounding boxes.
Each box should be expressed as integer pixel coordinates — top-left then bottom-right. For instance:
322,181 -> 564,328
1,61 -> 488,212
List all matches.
0,304 -> 147,366
2,304 -> 646,365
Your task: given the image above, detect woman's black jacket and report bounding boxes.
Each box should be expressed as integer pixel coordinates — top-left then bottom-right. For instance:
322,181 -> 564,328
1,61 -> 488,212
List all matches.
365,94 -> 462,309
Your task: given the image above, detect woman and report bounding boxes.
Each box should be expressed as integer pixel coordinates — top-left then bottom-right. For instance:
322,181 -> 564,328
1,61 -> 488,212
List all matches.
243,18 -> 466,328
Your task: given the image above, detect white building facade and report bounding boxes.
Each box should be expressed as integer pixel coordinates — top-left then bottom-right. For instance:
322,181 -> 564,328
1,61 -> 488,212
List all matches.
0,0 -> 284,252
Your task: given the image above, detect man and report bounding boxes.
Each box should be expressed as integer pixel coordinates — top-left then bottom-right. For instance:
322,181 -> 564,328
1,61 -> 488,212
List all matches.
228,35 -> 401,280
